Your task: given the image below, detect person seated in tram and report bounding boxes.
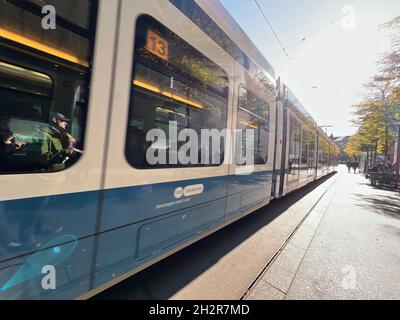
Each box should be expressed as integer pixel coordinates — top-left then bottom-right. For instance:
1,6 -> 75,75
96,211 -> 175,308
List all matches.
40,112 -> 76,172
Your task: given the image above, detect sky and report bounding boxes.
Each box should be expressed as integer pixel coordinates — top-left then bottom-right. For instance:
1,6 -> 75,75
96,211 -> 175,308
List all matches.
220,0 -> 400,137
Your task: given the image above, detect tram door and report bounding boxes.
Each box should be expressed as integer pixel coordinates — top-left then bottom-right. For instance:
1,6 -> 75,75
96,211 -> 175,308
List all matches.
226,58 -> 276,220
92,0 -> 233,290
278,88 -> 289,197
271,80 -> 285,199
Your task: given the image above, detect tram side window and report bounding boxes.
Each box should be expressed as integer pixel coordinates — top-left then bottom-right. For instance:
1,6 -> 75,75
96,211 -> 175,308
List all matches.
0,1 -> 96,174
328,144 -> 332,167
125,15 -> 229,169
318,143 -> 323,169
318,148 -> 324,169
236,86 -> 269,166
308,132 -> 316,174
319,139 -> 329,170
288,116 -> 300,180
301,128 -> 309,166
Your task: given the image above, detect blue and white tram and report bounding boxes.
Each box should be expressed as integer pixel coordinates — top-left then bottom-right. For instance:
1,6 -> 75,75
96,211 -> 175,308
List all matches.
0,0 -> 338,299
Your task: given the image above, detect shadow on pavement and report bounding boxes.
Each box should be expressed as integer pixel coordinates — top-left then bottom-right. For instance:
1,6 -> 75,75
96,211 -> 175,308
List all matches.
352,192 -> 400,220
94,172 -> 337,300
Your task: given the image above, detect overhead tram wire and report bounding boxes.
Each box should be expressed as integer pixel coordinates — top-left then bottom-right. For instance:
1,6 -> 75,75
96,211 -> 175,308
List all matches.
267,11 -> 351,59
254,0 -> 296,69
254,0 -> 317,113
253,1 -> 352,131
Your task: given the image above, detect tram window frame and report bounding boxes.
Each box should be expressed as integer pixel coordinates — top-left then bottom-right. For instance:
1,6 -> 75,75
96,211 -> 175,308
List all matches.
0,1 -> 98,175
235,85 -> 269,166
125,14 -> 230,169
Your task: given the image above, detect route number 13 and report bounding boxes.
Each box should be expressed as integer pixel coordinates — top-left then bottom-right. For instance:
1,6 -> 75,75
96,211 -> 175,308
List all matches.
146,29 -> 169,61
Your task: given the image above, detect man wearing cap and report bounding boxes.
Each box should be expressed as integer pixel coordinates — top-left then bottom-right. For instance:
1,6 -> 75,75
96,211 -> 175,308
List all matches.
40,112 -> 75,171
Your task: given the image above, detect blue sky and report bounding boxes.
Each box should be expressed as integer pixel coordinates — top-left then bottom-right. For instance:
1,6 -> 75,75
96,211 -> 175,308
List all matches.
220,0 -> 400,136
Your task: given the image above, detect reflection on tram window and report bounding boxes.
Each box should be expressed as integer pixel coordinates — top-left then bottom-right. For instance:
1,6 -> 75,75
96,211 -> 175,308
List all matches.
0,1 -> 92,67
308,132 -> 316,175
0,1 -> 96,174
288,116 -> 300,180
236,86 -> 269,165
125,15 -> 229,169
319,138 -> 330,171
301,128 -> 309,166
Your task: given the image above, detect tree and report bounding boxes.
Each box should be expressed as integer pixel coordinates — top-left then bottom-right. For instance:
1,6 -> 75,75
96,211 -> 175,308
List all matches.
345,133 -> 363,157
347,16 -> 400,161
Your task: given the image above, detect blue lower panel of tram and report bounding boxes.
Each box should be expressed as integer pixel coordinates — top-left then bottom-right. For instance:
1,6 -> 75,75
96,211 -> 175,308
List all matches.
0,171 -> 272,299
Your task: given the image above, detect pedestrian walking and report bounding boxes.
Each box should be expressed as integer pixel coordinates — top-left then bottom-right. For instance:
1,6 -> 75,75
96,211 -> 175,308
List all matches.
346,160 -> 351,173
351,160 -> 358,173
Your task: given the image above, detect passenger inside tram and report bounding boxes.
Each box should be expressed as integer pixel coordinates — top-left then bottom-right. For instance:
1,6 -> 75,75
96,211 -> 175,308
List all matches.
40,112 -> 77,172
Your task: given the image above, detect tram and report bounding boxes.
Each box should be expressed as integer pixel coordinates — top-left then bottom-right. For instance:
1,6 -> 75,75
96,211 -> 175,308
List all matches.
0,0 -> 338,299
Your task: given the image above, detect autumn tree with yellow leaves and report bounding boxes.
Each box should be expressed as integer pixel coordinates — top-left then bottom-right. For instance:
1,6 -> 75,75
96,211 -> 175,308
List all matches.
345,16 -> 400,161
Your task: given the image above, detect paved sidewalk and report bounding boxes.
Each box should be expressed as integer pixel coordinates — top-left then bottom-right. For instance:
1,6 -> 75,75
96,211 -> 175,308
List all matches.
245,165 -> 400,300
